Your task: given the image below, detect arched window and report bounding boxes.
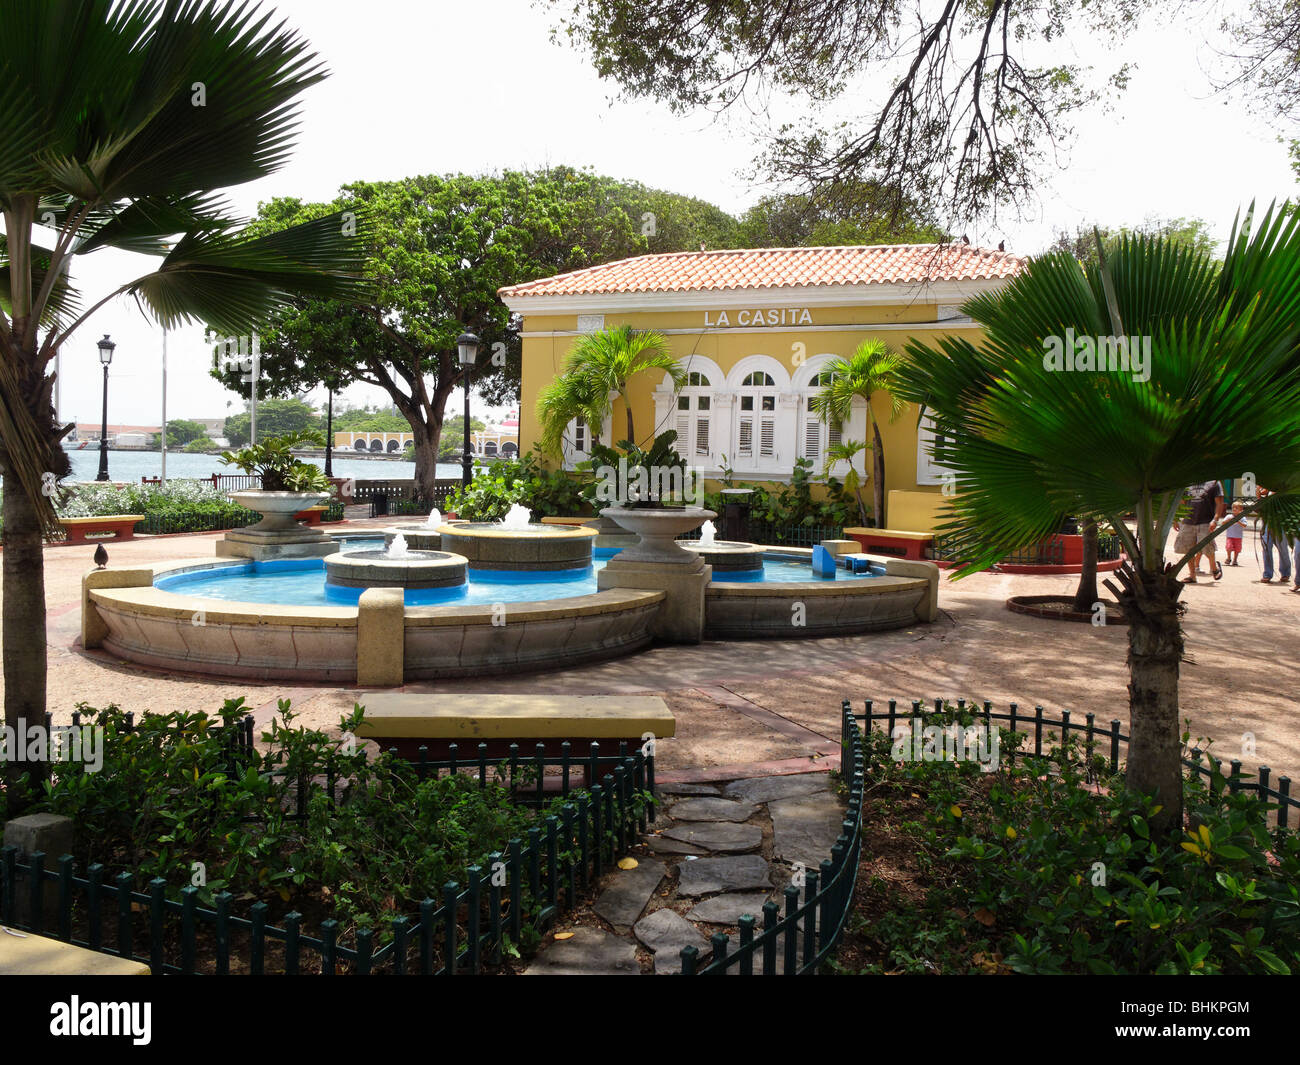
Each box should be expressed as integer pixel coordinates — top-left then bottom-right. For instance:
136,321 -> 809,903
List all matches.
736,368 -> 778,464
676,372 -> 712,459
352,439 -> 367,451
801,368 -> 844,467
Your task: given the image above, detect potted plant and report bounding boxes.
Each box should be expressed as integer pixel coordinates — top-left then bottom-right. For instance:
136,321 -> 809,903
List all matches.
220,430 -> 333,533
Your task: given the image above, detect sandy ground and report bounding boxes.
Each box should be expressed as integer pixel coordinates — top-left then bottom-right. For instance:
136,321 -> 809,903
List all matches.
18,520 -> 1300,783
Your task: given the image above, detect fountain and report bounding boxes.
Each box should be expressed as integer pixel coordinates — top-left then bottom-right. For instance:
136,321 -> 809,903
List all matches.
323,535 -> 468,596
675,517 -> 765,575
383,506 -> 455,552
437,508 -> 598,572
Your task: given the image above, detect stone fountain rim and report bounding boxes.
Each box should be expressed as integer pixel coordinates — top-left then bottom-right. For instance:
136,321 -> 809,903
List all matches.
437,523 -> 598,539
324,549 -> 465,567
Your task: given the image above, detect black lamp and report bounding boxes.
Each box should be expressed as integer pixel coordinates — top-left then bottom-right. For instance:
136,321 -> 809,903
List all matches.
457,332 -> 480,488
95,334 -> 116,482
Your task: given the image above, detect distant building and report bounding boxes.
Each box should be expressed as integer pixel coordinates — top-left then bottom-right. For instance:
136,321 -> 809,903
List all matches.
72,423 -> 161,447
335,411 -> 520,458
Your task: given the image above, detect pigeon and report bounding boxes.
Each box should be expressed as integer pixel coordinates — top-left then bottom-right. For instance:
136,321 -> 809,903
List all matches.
961,234 -> 970,245
998,240 -> 1005,251
93,543 -> 108,569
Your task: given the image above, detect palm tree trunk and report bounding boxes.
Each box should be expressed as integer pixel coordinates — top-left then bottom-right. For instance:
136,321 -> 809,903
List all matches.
623,391 -> 634,446
870,416 -> 886,527
1072,519 -> 1100,612
1,442 -> 50,807
1111,562 -> 1185,837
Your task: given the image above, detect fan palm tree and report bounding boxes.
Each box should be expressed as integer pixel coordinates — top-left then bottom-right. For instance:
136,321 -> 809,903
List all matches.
823,439 -> 870,526
0,0 -> 370,801
809,339 -> 903,527
895,208 -> 1300,836
557,325 -> 684,447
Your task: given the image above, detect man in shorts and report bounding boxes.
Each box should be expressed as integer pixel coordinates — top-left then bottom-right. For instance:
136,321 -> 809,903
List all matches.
1173,480 -> 1225,583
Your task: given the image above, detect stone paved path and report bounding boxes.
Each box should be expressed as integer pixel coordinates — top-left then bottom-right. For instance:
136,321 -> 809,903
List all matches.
522,771 -> 845,975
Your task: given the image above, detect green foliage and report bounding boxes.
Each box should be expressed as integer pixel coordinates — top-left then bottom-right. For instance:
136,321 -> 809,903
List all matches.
706,457 -> 857,532
1049,216 -> 1220,262
844,709 -> 1300,975
182,437 -> 219,454
444,451 -> 588,521
220,429 -> 331,492
223,398 -> 320,448
164,419 -> 210,449
34,701 -> 572,938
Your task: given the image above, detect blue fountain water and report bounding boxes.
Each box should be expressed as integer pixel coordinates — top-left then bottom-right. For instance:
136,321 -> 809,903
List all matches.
155,539 -> 879,607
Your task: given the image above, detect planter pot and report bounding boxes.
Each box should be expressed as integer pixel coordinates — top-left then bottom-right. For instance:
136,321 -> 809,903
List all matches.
228,490 -> 328,534
600,506 -> 716,563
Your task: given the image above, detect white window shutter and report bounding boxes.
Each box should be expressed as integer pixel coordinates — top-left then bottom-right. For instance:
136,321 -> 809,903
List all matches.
695,416 -> 710,456
804,417 -> 820,463
760,417 -> 775,458
738,418 -> 753,457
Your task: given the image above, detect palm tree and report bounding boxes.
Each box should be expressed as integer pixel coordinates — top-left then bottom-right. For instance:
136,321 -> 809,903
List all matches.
823,439 -> 870,526
809,339 -> 903,527
556,325 -> 684,447
0,1 -> 369,801
535,367 -> 607,457
895,209 -> 1300,836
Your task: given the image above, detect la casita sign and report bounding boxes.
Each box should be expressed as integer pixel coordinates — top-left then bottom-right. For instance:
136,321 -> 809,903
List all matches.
704,308 -> 813,327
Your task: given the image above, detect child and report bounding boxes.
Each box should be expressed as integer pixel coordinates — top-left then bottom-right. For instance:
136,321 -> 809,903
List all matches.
1223,501 -> 1244,565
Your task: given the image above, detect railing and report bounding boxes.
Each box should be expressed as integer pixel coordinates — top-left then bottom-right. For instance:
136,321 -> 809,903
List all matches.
139,474 -> 262,491
745,522 -> 844,548
0,739 -> 654,975
679,703 -> 864,975
932,532 -> 1123,566
355,479 -> 460,518
853,697 -> 1297,831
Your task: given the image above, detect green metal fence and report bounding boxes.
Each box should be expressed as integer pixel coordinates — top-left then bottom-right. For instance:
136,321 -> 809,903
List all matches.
745,522 -> 844,548
679,703 -> 864,975
854,697 -> 1297,831
1,738 -> 654,975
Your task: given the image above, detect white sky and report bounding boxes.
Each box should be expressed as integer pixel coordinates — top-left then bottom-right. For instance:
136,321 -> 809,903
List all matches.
39,0 -> 1299,429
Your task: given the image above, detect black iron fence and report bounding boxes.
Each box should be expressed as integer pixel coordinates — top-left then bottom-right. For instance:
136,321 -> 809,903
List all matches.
1,738 -> 654,975
354,479 -> 460,518
854,697 -> 1297,831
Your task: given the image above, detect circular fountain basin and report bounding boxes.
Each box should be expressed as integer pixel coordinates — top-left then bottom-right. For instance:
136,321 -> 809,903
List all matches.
675,539 -> 765,573
324,549 -> 468,589
437,522 -> 597,571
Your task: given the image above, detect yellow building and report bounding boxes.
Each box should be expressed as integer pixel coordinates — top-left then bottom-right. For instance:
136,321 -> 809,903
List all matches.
500,244 -> 1023,524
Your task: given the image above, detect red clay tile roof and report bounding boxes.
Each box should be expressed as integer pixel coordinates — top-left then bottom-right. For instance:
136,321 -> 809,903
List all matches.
499,244 -> 1025,298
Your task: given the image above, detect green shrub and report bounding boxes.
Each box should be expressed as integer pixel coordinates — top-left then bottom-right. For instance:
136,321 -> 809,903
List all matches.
841,708 -> 1300,975
34,700 -> 577,937
445,450 -> 587,521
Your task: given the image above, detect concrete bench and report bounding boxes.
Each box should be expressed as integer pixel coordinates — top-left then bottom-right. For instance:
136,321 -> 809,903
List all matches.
355,694 -> 675,782
843,526 -> 933,560
57,515 -> 144,543
0,929 -> 150,975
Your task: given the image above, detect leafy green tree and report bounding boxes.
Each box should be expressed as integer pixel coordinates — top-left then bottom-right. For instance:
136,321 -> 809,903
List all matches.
736,184 -> 947,247
535,369 -> 610,456
823,439 -> 870,526
229,169 -> 756,499
224,398 -> 320,448
810,340 -> 903,527
895,208 -> 1300,836
547,1 -> 1300,220
1049,217 -> 1218,262
0,0 -> 367,798
165,419 -> 210,449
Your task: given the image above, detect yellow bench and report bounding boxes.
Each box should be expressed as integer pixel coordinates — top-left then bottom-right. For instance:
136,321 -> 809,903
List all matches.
356,694 -> 675,781
0,928 -> 150,974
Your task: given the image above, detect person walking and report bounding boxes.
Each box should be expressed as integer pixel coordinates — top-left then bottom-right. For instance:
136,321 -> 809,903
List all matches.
1258,486 -> 1293,584
1174,479 -> 1226,584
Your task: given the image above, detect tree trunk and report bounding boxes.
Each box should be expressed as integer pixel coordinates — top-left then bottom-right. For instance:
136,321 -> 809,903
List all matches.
410,418 -> 440,502
623,392 -> 634,446
1072,519 -> 1100,612
870,416 -> 886,527
1110,561 -> 1185,837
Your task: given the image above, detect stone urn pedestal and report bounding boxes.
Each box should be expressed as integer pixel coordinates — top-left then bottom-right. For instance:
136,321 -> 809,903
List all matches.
217,490 -> 336,560
596,506 -> 716,643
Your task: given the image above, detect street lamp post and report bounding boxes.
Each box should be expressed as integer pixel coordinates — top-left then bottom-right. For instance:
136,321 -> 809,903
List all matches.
457,332 -> 480,488
95,334 -> 115,482
324,387 -> 334,478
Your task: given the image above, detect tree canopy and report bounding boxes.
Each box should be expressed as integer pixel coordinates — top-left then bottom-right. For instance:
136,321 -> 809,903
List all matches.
548,1 -> 1300,222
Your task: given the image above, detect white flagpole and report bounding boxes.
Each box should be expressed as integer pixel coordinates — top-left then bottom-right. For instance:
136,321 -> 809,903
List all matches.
161,329 -> 168,486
